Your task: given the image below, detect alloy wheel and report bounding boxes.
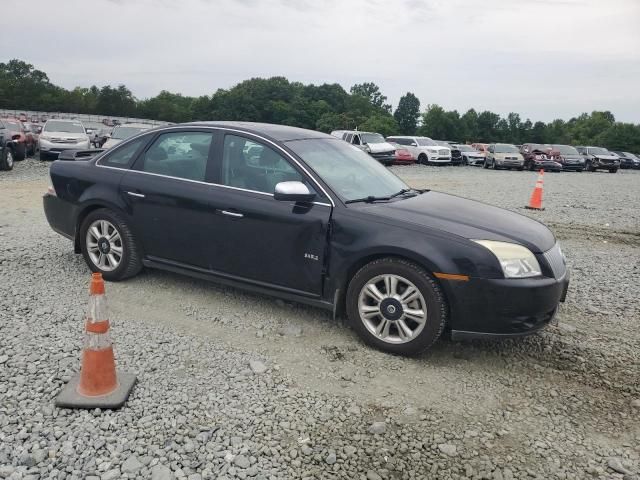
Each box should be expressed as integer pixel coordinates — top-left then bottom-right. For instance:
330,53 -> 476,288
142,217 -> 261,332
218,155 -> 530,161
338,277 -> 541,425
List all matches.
86,219 -> 123,272
357,274 -> 428,344
6,150 -> 13,168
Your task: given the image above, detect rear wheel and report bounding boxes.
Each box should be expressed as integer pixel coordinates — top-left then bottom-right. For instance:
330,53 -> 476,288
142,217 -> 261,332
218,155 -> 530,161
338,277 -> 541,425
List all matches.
0,148 -> 14,171
79,209 -> 142,281
346,258 -> 447,356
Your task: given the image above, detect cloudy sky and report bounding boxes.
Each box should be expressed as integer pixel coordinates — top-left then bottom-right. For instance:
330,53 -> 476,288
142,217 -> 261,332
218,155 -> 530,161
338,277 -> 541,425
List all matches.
4,0 -> 640,122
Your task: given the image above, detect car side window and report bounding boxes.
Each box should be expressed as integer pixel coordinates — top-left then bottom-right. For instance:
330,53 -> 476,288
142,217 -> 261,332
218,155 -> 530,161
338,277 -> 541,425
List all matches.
345,134 -> 353,143
352,135 -> 361,145
140,131 -> 212,181
100,136 -> 148,169
221,134 -> 304,194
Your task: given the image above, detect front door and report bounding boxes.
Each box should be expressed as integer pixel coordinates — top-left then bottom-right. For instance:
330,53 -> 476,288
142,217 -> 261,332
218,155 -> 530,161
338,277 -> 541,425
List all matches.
120,129 -> 217,268
206,132 -> 332,296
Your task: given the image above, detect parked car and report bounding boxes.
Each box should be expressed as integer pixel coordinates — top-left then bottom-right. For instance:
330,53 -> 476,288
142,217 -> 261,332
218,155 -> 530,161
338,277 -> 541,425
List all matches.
393,147 -> 415,165
386,136 -> 451,165
38,119 -> 90,160
484,143 -> 525,170
331,130 -> 396,165
611,151 -> 640,169
548,144 -> 585,172
102,123 -> 153,149
43,122 -> 569,356
0,119 -> 28,160
0,129 -> 16,170
575,146 -> 619,173
471,143 -> 490,158
91,127 -> 113,148
435,140 -> 463,165
520,143 -> 562,172
21,122 -> 41,156
455,144 -> 485,166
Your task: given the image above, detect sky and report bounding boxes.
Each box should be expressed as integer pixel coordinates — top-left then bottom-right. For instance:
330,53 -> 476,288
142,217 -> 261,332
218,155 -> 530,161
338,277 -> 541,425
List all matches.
3,0 -> 640,123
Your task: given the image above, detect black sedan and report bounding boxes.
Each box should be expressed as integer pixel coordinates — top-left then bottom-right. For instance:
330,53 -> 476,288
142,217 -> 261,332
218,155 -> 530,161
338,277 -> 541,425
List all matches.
611,151 -> 640,169
43,122 -> 569,356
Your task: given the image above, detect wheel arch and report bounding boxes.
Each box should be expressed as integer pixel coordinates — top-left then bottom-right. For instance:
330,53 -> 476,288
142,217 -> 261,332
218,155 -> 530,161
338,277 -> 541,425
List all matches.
73,201 -> 129,253
333,250 -> 451,320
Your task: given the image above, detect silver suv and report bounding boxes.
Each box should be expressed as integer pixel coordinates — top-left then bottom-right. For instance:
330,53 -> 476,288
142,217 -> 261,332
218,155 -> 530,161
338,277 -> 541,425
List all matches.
484,143 -> 524,170
38,119 -> 90,160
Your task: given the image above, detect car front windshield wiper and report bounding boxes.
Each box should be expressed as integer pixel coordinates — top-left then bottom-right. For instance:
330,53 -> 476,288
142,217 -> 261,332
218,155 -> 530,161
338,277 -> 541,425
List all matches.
345,188 -> 420,204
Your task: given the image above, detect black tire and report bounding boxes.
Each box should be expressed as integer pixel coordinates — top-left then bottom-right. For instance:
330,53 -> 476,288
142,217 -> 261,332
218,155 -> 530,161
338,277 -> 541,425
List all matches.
13,143 -> 26,161
346,258 -> 447,356
517,167 -> 524,171
418,154 -> 428,165
38,151 -> 50,161
609,168 -> 618,173
0,147 -> 14,171
79,208 -> 143,281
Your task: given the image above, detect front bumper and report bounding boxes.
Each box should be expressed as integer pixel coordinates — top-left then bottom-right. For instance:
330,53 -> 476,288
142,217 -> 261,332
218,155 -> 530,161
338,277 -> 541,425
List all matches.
447,270 -> 570,339
39,139 -> 91,155
496,159 -> 524,167
428,156 -> 452,163
560,162 -> 584,171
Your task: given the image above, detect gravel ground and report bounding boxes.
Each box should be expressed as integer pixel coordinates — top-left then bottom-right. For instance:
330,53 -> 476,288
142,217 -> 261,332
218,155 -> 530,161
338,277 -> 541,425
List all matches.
1,158 -> 639,480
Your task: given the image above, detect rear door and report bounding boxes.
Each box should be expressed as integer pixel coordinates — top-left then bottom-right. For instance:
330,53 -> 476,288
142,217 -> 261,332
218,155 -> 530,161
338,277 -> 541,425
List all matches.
119,129 -> 218,268
205,131 -> 332,296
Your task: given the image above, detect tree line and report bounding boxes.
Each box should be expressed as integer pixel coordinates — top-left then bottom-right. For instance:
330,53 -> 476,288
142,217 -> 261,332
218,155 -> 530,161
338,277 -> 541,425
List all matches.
2,59 -> 639,152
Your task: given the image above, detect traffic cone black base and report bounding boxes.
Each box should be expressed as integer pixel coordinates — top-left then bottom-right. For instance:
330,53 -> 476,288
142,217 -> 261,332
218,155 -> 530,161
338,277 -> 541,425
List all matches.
55,372 -> 136,410
525,206 -> 545,211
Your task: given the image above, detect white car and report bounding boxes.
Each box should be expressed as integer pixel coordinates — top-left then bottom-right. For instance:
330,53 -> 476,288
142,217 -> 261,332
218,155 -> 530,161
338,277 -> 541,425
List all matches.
455,144 -> 486,166
38,120 -> 90,160
331,130 -> 396,166
386,136 -> 451,165
102,123 -> 153,149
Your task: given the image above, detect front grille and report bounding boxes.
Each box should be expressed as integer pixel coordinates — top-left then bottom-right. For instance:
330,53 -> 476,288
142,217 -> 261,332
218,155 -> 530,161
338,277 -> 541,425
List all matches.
505,156 -> 519,161
438,149 -> 449,156
51,138 -> 80,143
371,151 -> 394,159
543,243 -> 566,279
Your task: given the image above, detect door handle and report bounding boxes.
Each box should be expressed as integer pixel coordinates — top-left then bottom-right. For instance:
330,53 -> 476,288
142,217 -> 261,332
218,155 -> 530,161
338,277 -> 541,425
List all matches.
126,191 -> 145,198
221,210 -> 243,218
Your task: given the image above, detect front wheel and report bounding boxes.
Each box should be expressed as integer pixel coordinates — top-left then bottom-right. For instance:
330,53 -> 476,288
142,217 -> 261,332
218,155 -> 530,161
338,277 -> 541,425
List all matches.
418,154 -> 428,165
0,147 -> 14,170
609,168 -> 618,173
346,258 -> 447,356
79,209 -> 142,281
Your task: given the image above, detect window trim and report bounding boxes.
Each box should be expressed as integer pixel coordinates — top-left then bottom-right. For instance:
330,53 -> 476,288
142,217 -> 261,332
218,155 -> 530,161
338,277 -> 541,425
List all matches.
95,125 -> 335,208
98,134 -> 150,169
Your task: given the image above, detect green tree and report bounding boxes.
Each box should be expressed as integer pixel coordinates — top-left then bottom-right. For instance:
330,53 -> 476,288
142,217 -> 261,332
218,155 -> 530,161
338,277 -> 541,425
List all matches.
359,114 -> 399,137
393,92 -> 420,134
350,82 -> 392,113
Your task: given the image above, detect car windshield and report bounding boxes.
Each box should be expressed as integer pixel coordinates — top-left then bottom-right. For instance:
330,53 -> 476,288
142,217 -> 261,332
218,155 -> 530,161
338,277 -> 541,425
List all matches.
590,147 -> 610,155
287,138 -> 409,202
45,121 -> 85,133
417,137 -> 437,146
111,126 -> 148,140
623,152 -> 639,160
552,145 -> 579,155
361,133 -> 385,144
457,145 -> 475,152
434,141 -> 450,147
4,121 -> 22,132
495,144 -> 520,153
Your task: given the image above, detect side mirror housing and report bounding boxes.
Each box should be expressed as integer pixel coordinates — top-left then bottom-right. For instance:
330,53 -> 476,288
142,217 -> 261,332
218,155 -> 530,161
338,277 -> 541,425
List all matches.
410,142 -> 417,147
274,181 -> 316,202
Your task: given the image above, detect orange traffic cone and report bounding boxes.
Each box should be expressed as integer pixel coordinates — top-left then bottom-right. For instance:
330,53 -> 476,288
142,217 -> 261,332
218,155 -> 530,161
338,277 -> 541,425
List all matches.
56,273 -> 136,409
526,169 -> 545,210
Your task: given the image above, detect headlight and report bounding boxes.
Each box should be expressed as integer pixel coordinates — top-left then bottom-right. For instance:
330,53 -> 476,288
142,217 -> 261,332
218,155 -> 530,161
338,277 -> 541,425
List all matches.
40,135 -> 51,141
473,240 -> 541,278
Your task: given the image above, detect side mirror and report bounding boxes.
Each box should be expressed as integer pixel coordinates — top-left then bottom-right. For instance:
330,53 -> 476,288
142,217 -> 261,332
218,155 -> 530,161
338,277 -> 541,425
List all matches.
274,181 -> 316,202
410,142 -> 417,147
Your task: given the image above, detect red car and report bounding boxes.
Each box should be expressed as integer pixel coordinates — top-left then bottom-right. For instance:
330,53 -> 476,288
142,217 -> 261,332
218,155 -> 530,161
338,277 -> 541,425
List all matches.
394,147 -> 415,165
0,118 -> 29,160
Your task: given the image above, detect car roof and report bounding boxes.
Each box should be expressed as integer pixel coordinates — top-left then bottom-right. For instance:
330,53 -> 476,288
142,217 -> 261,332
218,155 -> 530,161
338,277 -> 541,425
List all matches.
183,121 -> 334,142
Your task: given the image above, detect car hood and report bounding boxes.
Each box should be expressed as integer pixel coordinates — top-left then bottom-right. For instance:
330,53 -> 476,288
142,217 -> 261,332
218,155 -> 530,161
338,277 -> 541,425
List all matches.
559,154 -> 583,161
367,142 -> 395,153
362,191 -> 556,253
43,132 -> 87,140
593,154 -> 619,160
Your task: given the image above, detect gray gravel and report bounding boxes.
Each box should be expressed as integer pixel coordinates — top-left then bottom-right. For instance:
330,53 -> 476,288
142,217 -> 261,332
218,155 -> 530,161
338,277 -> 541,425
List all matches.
0,158 -> 639,479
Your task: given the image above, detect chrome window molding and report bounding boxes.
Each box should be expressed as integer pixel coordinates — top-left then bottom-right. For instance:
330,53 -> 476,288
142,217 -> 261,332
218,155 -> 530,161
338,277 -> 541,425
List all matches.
95,125 -> 336,207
